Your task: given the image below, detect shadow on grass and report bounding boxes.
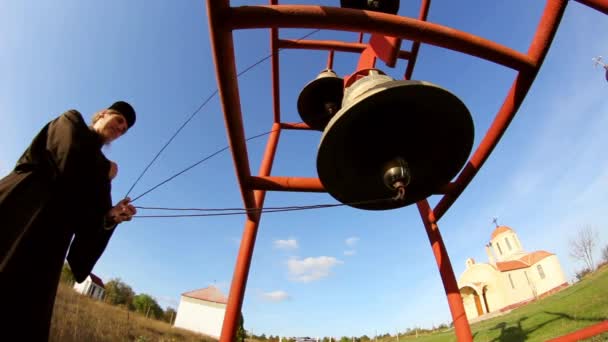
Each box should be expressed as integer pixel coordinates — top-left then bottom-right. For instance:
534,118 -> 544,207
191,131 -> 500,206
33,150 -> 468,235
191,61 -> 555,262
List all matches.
489,311 -> 607,341
490,316 -> 528,342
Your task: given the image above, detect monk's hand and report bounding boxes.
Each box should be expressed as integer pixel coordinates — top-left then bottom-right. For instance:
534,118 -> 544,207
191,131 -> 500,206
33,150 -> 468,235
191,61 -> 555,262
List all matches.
107,197 -> 137,224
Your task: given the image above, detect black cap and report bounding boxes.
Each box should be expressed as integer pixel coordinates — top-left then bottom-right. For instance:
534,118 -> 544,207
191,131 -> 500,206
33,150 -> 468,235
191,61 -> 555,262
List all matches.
108,101 -> 136,128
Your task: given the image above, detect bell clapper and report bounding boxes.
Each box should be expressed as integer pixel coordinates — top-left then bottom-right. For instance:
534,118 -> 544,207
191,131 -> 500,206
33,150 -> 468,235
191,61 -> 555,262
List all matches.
392,181 -> 406,201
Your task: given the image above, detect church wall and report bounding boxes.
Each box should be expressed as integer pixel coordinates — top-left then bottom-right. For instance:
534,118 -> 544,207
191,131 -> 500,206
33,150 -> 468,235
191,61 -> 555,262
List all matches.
500,269 -> 535,305
532,255 -> 567,295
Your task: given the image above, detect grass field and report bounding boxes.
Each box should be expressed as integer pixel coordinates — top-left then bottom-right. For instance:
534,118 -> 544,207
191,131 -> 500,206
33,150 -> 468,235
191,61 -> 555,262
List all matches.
50,283 -> 215,342
51,266 -> 607,341
382,265 -> 608,341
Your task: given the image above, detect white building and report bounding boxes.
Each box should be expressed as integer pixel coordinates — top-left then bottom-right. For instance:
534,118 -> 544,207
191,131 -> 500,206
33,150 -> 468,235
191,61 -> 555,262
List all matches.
174,286 -> 227,338
458,225 -> 568,320
73,273 -> 105,300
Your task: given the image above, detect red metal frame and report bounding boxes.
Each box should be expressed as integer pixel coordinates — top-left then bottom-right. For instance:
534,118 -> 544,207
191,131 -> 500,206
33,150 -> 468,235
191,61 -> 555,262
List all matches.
206,1 -> 608,341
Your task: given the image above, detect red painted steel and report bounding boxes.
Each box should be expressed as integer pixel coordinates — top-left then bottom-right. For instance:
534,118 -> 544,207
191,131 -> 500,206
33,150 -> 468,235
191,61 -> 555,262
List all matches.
220,124 -> 281,342
547,321 -> 608,341
271,0 -> 280,123
278,39 -> 412,59
279,122 -> 312,130
404,0 -> 431,80
271,29 -> 281,123
228,5 -> 536,72
207,0 -> 257,217
205,1 -> 608,341
326,50 -> 334,70
417,200 -> 473,341
369,34 -> 402,67
433,0 -> 568,221
575,0 -> 608,14
249,175 -> 325,192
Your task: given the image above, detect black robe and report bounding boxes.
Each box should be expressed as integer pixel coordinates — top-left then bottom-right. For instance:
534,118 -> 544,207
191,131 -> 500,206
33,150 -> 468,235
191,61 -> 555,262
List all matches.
0,110 -> 117,340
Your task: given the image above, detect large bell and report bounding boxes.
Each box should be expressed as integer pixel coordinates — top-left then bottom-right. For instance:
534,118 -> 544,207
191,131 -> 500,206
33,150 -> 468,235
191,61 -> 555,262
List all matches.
340,0 -> 400,14
297,69 -> 344,131
317,70 -> 474,210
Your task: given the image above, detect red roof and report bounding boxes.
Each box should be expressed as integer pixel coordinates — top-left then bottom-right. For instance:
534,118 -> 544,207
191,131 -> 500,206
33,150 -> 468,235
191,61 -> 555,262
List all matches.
491,226 -> 514,240
89,273 -> 105,288
182,286 -> 228,304
496,251 -> 553,272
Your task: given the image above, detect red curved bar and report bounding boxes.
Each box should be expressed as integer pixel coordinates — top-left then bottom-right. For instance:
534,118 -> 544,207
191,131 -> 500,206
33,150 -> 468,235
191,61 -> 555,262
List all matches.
228,5 -> 536,72
546,321 -> 608,341
433,0 -> 568,220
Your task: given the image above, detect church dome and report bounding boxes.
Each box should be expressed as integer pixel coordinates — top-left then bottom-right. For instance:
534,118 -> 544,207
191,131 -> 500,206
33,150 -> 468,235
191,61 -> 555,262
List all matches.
491,225 -> 514,240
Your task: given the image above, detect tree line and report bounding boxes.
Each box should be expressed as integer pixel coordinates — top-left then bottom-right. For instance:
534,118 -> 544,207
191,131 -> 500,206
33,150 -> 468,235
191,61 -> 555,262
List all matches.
60,265 -> 176,323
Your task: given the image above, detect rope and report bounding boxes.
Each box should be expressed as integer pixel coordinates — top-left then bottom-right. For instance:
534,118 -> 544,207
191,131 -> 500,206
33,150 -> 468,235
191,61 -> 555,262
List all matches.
124,29 -> 321,198
132,196 -> 398,218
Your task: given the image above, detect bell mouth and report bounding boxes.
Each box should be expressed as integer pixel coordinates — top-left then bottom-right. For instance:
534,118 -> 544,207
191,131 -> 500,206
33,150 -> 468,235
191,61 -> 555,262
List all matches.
316,80 -> 474,210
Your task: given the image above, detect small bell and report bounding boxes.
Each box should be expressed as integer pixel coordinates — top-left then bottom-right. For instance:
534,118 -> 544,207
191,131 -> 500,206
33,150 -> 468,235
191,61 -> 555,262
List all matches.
297,69 -> 344,131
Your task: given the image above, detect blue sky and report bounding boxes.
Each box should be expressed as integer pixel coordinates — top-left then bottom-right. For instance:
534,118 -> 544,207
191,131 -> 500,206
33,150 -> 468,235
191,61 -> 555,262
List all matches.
1,0 -> 607,338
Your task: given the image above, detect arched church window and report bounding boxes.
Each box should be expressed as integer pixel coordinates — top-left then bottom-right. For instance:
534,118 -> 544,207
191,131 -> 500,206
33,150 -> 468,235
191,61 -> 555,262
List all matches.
508,274 -> 515,289
537,264 -> 546,279
496,242 -> 503,255
505,237 -> 512,250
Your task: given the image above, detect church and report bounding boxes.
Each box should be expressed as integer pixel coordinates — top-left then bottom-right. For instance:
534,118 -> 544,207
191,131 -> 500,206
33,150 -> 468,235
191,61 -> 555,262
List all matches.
458,225 -> 568,320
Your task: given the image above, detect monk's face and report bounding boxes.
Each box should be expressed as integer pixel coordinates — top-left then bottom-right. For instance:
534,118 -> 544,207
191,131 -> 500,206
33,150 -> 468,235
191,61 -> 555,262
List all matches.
93,110 -> 128,143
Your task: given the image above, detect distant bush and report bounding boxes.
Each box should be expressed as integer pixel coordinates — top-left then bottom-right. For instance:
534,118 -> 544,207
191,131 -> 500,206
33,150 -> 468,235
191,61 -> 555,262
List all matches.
575,268 -> 592,280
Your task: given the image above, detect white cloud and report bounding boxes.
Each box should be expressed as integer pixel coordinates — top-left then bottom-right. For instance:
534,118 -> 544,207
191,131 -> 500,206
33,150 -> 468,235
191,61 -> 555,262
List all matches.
344,250 -> 356,256
274,238 -> 299,250
345,237 -> 360,247
287,256 -> 343,282
261,290 -> 290,302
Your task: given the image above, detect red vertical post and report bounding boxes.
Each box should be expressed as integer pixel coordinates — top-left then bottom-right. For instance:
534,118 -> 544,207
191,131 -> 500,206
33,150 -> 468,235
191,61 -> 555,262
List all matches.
404,0 -> 431,79
270,0 -> 281,123
326,50 -> 335,70
220,124 -> 281,342
417,200 -> 472,341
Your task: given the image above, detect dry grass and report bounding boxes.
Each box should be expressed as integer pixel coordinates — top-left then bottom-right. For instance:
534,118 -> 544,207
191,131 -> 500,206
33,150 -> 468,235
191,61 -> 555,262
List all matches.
51,283 -> 217,342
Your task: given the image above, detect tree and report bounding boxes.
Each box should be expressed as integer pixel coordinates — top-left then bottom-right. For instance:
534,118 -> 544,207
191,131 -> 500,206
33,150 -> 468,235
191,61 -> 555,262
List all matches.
569,225 -> 599,271
133,293 -> 163,319
104,278 -> 135,309
235,312 -> 246,342
602,244 -> 608,264
60,262 -> 75,285
163,307 -> 177,324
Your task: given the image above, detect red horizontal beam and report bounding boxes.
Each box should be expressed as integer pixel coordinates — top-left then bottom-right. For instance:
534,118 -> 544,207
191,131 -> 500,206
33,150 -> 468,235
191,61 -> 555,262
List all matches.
228,5 -> 536,72
280,122 -> 312,130
248,176 -> 326,192
278,39 -> 412,60
248,175 -> 454,194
